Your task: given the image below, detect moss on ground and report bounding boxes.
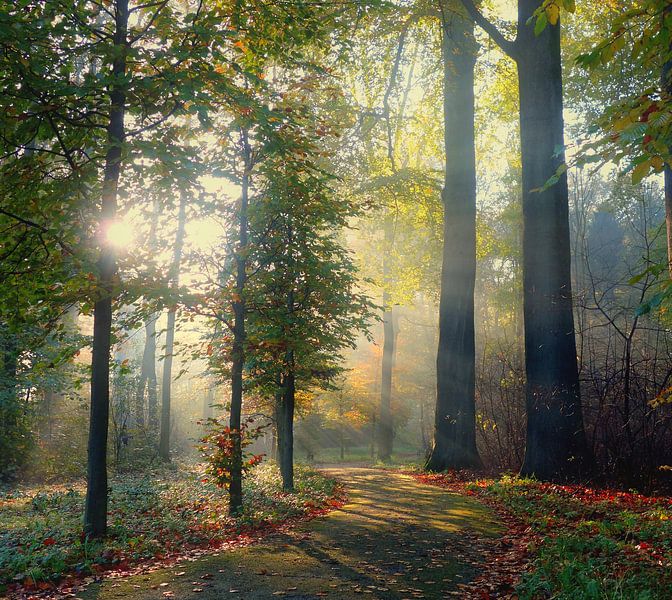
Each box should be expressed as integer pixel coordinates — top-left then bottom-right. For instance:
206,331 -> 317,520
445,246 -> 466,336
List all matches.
81,468 -> 500,600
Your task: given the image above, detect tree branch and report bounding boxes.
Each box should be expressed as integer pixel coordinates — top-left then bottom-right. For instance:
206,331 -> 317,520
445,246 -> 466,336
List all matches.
459,0 -> 518,59
0,208 -> 48,232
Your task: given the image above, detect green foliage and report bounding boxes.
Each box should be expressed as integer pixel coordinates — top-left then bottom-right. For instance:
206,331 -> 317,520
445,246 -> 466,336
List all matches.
0,393 -> 33,480
527,0 -> 577,33
472,477 -> 672,599
571,1 -> 669,184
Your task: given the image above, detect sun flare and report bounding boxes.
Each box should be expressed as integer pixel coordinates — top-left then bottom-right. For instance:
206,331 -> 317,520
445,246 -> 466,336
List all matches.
105,219 -> 135,250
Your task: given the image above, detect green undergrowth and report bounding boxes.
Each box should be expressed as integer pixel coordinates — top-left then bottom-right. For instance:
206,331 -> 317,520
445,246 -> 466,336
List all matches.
470,476 -> 672,599
298,444 -> 423,466
0,463 -> 341,593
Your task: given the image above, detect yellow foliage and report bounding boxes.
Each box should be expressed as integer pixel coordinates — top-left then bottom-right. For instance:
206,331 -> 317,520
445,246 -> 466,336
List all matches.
546,3 -> 560,25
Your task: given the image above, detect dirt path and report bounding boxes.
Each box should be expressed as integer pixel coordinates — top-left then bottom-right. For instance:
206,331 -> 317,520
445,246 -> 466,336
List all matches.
81,468 -> 501,599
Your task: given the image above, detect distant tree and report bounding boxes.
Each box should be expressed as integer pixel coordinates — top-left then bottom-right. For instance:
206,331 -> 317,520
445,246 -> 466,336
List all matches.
247,158 -> 374,490
159,192 -> 188,462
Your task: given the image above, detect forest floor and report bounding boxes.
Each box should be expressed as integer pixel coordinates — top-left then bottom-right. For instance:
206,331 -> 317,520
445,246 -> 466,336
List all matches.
413,470 -> 672,599
73,468 -> 504,600
9,466 -> 671,599
1,464 -> 343,598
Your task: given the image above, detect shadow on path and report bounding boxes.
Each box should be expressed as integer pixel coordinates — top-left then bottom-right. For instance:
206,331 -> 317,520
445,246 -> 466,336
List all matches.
81,468 -> 501,599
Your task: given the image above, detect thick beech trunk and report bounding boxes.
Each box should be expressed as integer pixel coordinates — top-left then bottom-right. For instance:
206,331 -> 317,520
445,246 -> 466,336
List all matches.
459,0 -> 590,479
84,0 -> 128,538
158,192 -> 187,461
516,0 -> 588,479
229,130 -> 251,514
425,3 -> 481,471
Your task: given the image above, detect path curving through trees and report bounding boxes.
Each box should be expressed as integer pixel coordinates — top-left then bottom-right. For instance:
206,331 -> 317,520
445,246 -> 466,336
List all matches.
80,468 -> 501,599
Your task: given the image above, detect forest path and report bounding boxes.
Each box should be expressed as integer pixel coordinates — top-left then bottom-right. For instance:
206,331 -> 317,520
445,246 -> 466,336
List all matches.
81,468 -> 501,599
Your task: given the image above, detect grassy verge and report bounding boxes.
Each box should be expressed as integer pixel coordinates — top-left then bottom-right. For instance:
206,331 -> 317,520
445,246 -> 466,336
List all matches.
414,471 -> 672,599
0,463 -> 343,595
297,444 -> 423,466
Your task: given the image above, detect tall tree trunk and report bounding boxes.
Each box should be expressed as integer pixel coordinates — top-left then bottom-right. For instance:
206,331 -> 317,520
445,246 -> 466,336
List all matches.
277,225 -> 296,490
370,412 -> 376,459
378,292 -> 394,461
376,21 -> 420,463
135,315 -> 158,430
425,2 -> 481,471
662,6 -> 672,279
158,192 -> 187,461
144,316 -> 159,430
203,384 -> 214,419
515,0 -> 589,479
135,203 -> 160,430
460,0 -> 590,480
228,129 -> 251,514
338,391 -> 346,461
84,0 -> 128,538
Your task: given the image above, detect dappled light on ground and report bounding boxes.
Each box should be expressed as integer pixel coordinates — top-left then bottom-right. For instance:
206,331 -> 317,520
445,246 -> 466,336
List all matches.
79,468 -> 500,600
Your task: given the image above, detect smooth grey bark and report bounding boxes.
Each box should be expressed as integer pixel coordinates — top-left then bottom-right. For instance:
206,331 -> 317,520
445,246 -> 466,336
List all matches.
84,0 -> 128,538
425,1 -> 481,471
459,0 -> 590,479
515,0 -> 589,479
158,192 -> 187,461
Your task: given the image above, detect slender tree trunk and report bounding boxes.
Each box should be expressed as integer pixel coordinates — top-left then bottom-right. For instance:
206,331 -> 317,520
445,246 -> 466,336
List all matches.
339,392 -> 345,461
270,424 -> 277,461
340,426 -> 345,460
426,2 -> 481,471
665,168 -> 672,278
277,365 -> 295,491
516,0 -> 589,480
84,0 -> 128,538
229,129 -> 251,514
277,228 -> 296,491
145,317 -> 159,430
378,293 -> 394,461
135,315 -> 157,429
203,385 -> 214,419
135,203 -> 160,429
370,412 -> 376,459
663,6 -> 672,279
158,192 -> 187,461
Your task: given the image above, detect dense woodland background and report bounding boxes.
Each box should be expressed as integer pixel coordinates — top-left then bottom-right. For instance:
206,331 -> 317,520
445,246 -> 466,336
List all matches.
3,0 -> 672,552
